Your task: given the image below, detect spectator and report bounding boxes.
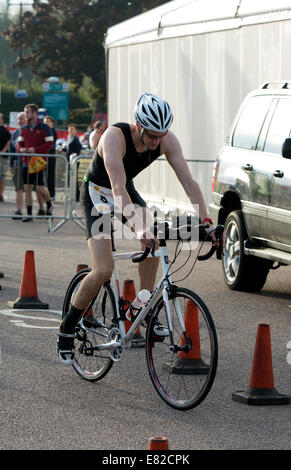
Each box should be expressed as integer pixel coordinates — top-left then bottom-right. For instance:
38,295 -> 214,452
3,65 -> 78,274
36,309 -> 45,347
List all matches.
66,123 -> 82,161
0,113 -> 12,202
89,120 -> 105,151
17,103 -> 54,221
80,125 -> 92,148
66,123 -> 82,201
9,111 -> 27,219
44,116 -> 57,202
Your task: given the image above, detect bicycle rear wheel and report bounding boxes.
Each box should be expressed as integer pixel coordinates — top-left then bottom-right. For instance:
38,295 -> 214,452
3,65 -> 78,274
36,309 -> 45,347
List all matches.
62,269 -> 116,381
146,287 -> 218,410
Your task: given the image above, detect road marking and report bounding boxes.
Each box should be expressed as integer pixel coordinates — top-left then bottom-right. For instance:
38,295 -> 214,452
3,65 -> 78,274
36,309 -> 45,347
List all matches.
0,309 -> 62,330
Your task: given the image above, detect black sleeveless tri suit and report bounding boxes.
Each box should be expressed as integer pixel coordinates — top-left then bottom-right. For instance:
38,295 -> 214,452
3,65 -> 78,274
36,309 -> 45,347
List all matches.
80,123 -> 161,239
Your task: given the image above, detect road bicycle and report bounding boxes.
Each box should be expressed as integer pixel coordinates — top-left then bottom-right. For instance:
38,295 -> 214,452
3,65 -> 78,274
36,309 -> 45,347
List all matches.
62,221 -> 224,410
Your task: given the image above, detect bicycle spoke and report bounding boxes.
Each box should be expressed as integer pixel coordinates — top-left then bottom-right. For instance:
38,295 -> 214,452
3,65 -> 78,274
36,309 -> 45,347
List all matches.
146,287 -> 218,410
63,271 -> 116,381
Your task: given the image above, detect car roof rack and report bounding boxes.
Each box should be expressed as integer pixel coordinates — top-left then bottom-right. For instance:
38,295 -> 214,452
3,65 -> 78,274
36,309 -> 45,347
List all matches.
260,81 -> 291,89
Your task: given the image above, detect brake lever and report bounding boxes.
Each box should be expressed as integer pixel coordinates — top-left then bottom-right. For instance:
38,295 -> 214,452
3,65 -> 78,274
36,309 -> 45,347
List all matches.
197,225 -> 224,261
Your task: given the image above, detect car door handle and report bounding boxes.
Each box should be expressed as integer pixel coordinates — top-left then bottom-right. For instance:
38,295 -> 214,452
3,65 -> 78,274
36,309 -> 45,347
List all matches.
273,170 -> 284,178
243,163 -> 253,171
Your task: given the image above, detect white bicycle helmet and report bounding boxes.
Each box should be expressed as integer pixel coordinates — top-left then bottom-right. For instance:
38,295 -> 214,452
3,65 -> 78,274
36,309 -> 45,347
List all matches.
134,92 -> 173,132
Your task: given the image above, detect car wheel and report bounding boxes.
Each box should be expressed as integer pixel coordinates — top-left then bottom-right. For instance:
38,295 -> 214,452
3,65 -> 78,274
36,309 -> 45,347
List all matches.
222,210 -> 269,292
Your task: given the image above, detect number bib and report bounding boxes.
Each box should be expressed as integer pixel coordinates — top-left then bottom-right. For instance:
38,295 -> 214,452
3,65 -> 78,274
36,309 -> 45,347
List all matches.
88,181 -> 121,216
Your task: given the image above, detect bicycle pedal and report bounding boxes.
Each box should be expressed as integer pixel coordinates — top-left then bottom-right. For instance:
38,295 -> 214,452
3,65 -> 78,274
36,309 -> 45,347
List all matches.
75,332 -> 86,341
83,317 -> 101,329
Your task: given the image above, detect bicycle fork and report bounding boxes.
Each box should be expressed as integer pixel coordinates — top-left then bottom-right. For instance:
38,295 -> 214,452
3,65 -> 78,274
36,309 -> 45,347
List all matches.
162,286 -> 192,354
159,245 -> 192,354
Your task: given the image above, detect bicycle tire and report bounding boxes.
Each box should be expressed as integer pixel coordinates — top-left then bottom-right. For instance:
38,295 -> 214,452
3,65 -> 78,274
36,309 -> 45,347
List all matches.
62,269 -> 117,381
146,287 -> 218,410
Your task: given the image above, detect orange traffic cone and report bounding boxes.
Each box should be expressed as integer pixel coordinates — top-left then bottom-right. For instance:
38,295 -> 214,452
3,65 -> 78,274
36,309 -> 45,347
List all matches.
163,301 -> 209,374
76,264 -> 88,273
8,251 -> 49,309
148,436 -> 169,450
123,279 -> 145,348
232,323 -> 290,405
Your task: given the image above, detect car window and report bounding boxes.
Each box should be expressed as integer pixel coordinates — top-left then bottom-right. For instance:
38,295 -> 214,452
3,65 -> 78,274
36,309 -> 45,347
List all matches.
263,98 -> 291,155
232,96 -> 273,150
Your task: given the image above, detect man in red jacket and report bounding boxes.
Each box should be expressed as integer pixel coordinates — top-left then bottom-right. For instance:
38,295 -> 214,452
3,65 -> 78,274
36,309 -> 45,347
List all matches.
17,103 -> 54,221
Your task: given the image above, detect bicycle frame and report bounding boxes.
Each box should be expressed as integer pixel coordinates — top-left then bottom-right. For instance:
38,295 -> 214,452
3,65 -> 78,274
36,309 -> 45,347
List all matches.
67,223 -> 222,410
110,242 -> 186,348
78,223 -> 223,354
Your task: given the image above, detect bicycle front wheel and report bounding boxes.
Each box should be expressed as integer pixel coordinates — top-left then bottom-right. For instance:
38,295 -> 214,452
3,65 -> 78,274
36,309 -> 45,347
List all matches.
63,269 -> 116,381
146,287 -> 218,410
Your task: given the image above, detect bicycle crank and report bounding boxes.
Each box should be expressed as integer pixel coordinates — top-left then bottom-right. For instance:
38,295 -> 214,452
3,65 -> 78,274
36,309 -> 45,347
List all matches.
106,327 -> 124,362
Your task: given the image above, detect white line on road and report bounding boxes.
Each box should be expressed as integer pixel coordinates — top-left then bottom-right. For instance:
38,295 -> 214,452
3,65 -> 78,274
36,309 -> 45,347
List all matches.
0,309 -> 62,330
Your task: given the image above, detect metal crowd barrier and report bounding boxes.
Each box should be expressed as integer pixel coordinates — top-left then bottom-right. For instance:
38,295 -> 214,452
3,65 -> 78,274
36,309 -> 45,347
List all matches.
0,151 -> 93,233
0,151 -> 215,233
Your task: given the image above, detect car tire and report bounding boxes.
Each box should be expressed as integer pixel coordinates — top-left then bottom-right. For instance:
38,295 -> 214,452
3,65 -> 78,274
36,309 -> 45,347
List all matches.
222,210 -> 269,292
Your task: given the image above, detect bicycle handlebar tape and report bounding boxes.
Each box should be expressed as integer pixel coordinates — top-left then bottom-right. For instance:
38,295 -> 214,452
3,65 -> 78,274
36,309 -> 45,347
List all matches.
232,323 -> 290,405
123,279 -> 145,348
148,436 -> 169,450
163,301 -> 209,375
7,250 -> 49,309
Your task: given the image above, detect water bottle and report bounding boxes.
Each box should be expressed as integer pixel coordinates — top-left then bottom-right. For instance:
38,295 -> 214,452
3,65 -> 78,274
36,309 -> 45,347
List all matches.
125,289 -> 151,322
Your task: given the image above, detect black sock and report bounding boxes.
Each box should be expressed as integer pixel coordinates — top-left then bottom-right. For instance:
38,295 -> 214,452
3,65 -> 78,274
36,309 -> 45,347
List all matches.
27,205 -> 32,215
46,200 -> 51,211
61,305 -> 83,333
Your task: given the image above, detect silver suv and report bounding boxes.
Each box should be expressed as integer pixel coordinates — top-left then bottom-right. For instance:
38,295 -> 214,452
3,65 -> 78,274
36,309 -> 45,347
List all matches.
209,81 -> 291,292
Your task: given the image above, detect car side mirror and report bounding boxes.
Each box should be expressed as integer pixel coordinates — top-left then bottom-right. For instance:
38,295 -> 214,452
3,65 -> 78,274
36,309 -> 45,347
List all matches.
282,138 -> 291,159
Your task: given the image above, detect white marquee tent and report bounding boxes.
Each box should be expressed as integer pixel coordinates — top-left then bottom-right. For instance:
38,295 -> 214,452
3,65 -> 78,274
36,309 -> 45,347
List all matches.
105,0 -> 291,216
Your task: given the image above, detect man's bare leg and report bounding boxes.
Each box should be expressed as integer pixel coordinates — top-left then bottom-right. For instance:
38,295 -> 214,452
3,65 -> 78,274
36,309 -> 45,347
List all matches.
58,236 -> 114,364
22,184 -> 33,221
72,237 -> 114,310
137,206 -> 159,292
24,184 -> 33,207
138,255 -> 159,292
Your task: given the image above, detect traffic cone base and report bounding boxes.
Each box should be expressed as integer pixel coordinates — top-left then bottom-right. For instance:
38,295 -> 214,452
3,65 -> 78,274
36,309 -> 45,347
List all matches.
8,296 -> 49,310
130,332 -> 146,348
163,301 -> 208,374
163,357 -> 209,375
232,323 -> 290,406
232,387 -> 290,406
8,251 -> 48,310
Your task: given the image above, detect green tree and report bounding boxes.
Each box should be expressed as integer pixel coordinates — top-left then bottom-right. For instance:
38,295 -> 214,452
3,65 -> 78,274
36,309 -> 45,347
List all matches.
2,0 -> 169,112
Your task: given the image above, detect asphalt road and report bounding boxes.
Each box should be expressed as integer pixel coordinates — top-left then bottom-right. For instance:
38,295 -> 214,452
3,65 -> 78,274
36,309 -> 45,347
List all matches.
0,203 -> 291,451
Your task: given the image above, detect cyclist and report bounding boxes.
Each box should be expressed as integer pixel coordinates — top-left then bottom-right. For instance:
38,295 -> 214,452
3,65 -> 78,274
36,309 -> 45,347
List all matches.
58,92 -> 217,365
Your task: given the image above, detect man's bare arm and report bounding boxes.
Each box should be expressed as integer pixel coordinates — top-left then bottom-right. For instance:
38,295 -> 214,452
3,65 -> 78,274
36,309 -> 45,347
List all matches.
162,132 -> 209,222
102,128 -> 156,245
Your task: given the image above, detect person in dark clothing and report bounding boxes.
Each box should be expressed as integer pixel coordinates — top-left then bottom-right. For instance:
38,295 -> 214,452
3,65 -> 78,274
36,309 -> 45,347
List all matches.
0,113 -> 12,202
66,123 -> 82,161
66,123 -> 82,200
9,111 -> 27,217
44,116 -> 58,201
58,92 -> 218,365
17,103 -> 54,220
